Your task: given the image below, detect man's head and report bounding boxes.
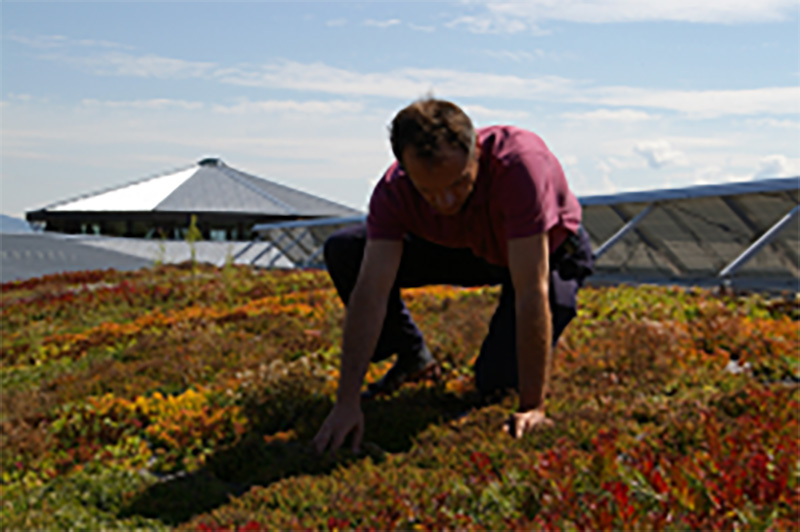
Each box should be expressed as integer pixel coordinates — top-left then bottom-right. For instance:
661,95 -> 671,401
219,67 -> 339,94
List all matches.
390,98 -> 480,216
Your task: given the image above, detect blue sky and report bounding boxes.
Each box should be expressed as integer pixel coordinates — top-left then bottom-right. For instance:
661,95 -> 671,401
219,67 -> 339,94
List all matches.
2,0 -> 798,218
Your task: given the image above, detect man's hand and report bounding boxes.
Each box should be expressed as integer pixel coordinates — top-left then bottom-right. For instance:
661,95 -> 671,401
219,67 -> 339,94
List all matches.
312,240 -> 401,456
504,407 -> 553,439
312,402 -> 364,455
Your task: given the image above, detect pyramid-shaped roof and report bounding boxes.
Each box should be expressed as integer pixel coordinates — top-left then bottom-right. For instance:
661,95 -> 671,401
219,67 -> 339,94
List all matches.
38,158 -> 361,217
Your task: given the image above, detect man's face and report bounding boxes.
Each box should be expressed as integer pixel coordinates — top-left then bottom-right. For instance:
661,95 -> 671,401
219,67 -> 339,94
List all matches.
402,143 -> 480,216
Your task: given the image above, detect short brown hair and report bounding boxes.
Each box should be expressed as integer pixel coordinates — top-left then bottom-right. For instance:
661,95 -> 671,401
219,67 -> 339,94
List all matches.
389,97 -> 475,167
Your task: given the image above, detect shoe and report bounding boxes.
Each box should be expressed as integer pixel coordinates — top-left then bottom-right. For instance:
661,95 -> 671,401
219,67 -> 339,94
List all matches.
362,346 -> 440,400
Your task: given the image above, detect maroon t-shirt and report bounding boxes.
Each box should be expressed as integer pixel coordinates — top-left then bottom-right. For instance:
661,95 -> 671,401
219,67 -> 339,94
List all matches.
367,125 -> 582,267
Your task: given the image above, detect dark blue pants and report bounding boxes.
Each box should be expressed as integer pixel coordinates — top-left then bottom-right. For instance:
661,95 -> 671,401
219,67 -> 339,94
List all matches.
323,224 -> 591,394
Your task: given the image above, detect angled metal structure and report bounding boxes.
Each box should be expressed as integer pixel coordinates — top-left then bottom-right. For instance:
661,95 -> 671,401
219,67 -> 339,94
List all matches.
250,177 -> 799,292
582,177 -> 799,291
250,216 -> 366,269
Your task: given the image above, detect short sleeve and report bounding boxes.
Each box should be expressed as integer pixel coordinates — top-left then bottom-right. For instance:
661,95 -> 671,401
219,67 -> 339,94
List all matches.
498,151 -> 561,240
366,168 -> 407,240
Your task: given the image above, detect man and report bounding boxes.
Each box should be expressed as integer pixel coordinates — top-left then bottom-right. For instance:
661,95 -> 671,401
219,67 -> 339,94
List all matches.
313,97 -> 593,454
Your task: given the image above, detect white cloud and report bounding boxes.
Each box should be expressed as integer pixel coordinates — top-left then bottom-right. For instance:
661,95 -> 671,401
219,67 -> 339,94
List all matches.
562,109 -> 659,122
561,155 -> 579,167
463,104 -> 530,121
660,136 -> 734,149
634,140 -> 689,168
606,155 -> 643,170
582,86 -> 800,118
363,19 -> 401,28
487,50 -> 535,62
408,23 -> 435,32
693,165 -> 727,185
47,51 -> 217,79
745,118 -> 800,129
211,61 -> 800,119
325,18 -> 347,27
211,99 -> 364,115
446,14 -> 529,34
2,94 -> 50,107
478,0 -> 796,26
21,45 -> 799,118
754,154 -> 798,178
601,174 -> 618,194
7,33 -> 133,50
595,161 -> 619,194
692,156 -> 800,185
483,49 -> 547,62
447,0 -> 795,35
81,98 -> 204,110
216,61 -> 431,98
7,93 -> 33,102
214,61 -> 800,117
216,61 -> 579,100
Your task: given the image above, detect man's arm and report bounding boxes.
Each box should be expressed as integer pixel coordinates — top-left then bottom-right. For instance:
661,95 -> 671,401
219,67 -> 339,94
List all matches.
313,239 -> 403,454
506,232 -> 553,437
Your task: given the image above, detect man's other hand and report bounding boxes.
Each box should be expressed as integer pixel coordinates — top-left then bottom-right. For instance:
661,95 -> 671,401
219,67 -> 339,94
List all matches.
312,402 -> 364,455
504,407 -> 553,439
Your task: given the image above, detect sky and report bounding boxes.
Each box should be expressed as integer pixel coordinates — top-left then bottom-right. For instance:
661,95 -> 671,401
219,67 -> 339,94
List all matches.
2,0 -> 799,219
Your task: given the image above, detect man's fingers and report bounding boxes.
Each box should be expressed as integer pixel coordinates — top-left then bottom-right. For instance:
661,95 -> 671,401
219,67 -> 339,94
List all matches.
502,416 -> 519,438
503,413 -> 553,439
329,427 -> 348,455
312,427 -> 331,454
313,405 -> 364,456
512,417 -> 524,439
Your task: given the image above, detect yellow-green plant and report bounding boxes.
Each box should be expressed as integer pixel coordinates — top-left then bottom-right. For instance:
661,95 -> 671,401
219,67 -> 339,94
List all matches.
185,214 -> 203,268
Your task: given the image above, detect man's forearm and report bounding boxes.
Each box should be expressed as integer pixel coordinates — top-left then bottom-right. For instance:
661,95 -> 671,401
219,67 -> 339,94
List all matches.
336,285 -> 388,405
515,290 -> 552,411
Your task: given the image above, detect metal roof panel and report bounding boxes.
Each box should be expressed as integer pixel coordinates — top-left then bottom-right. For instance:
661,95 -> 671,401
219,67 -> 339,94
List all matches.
580,176 -> 799,206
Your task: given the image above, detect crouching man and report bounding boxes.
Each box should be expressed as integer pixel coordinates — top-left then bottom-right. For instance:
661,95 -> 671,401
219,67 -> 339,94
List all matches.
313,97 -> 593,454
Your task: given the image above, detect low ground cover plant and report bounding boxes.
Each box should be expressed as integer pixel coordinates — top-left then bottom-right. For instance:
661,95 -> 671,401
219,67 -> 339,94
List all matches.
1,263 -> 798,530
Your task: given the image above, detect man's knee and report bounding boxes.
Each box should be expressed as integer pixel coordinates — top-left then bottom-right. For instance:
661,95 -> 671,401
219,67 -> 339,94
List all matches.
473,342 -> 518,396
474,357 -> 517,396
474,303 -> 576,396
322,233 -> 344,270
